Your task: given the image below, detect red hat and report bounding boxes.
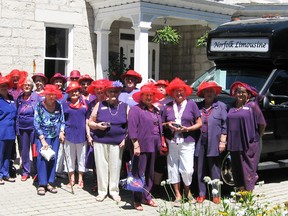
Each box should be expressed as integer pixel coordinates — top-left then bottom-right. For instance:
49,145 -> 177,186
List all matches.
104,80 -> 123,95
50,73 -> 67,84
40,84 -> 63,99
166,77 -> 193,97
0,76 -> 9,86
132,83 -> 164,103
120,70 -> 142,84
66,81 -> 82,93
69,70 -> 81,79
78,74 -> 94,84
155,80 -> 169,87
230,81 -> 258,97
87,79 -> 110,95
32,73 -> 48,84
6,69 -> 28,89
197,81 -> 222,98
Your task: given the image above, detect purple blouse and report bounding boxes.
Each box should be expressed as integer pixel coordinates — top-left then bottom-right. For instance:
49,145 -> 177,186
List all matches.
227,101 -> 266,152
119,89 -> 139,107
128,103 -> 162,152
162,99 -> 201,143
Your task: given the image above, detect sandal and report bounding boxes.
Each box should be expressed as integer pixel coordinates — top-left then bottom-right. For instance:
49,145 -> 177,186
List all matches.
77,180 -> 84,189
134,202 -> 143,211
96,194 -> 106,202
66,180 -> 75,188
187,196 -> 197,204
0,179 -> 5,185
37,186 -> 46,196
46,184 -> 58,194
173,199 -> 182,207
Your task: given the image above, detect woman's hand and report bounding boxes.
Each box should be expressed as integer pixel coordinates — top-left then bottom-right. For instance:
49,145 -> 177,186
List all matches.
168,122 -> 182,131
132,140 -> 141,156
87,135 -> 93,146
119,139 -> 125,149
40,139 -> 49,150
59,131 -> 65,144
219,142 -> 226,153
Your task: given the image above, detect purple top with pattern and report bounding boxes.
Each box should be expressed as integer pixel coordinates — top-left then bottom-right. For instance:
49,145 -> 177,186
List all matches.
227,101 -> 266,152
128,102 -> 162,152
162,99 -> 201,143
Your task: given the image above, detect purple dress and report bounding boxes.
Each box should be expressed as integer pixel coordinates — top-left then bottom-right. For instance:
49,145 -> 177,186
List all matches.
227,101 -> 266,190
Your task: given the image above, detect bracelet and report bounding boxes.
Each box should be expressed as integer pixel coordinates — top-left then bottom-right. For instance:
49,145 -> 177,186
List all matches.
134,146 -> 140,149
220,141 -> 227,144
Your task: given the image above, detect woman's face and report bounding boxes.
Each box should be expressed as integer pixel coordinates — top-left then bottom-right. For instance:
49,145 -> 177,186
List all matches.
80,80 -> 91,92
203,88 -> 216,103
106,88 -> 121,102
94,87 -> 105,100
172,88 -> 186,103
53,78 -> 64,90
235,86 -> 249,104
124,76 -> 137,89
34,77 -> 45,91
141,92 -> 154,107
156,84 -> 167,95
22,80 -> 33,94
44,93 -> 57,105
68,89 -> 80,101
0,83 -> 8,96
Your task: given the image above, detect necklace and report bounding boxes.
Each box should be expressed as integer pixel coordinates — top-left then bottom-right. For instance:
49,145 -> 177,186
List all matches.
108,102 -> 120,116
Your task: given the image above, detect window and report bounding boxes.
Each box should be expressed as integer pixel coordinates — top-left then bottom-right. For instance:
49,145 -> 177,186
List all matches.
44,26 -> 72,81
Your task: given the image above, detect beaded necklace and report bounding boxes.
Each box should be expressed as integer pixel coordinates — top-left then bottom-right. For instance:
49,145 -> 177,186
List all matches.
108,102 -> 120,116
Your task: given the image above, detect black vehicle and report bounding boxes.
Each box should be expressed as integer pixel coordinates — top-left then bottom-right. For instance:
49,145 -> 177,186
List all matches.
191,17 -> 288,184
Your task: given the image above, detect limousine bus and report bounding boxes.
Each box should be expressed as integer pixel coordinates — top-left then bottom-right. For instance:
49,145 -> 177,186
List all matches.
191,17 -> 288,185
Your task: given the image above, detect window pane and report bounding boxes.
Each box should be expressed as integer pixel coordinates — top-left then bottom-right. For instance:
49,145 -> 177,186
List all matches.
46,27 -> 68,58
45,59 -> 66,81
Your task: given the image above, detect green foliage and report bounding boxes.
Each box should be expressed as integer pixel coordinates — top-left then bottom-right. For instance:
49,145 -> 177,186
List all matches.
196,32 -> 208,48
152,26 -> 181,45
108,52 -> 129,81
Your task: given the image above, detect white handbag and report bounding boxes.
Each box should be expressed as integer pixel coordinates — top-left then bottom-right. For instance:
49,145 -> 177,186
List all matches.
40,146 -> 56,161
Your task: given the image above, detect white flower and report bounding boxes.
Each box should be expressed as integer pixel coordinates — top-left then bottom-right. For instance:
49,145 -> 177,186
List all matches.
212,179 -> 220,184
212,189 -> 219,195
203,176 -> 211,183
230,191 -> 236,196
166,179 -> 172,184
127,176 -> 134,184
223,199 -> 230,204
257,181 -> 265,186
160,181 -> 166,186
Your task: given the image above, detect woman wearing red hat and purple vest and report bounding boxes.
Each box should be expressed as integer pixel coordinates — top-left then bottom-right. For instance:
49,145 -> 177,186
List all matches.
16,78 -> 40,181
227,81 -> 266,191
0,76 -> 17,184
78,74 -> 96,104
34,84 -> 65,195
195,81 -> 227,204
162,77 -> 202,206
128,83 -> 164,211
62,82 -> 88,189
88,80 -> 128,202
6,69 -> 28,101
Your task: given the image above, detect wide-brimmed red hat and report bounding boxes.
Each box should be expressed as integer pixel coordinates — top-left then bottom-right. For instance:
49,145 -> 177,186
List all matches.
132,83 -> 164,103
78,74 -> 94,84
6,69 -> 28,89
32,73 -> 48,84
40,84 -> 63,99
69,70 -> 81,79
66,81 -> 81,93
166,77 -> 193,97
155,80 -> 169,87
87,79 -> 110,95
50,73 -> 67,84
197,81 -> 222,98
120,70 -> 142,84
230,81 -> 258,97
104,80 -> 123,95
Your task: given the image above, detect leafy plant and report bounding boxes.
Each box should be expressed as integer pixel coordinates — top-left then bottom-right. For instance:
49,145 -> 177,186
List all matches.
108,51 -> 129,81
152,26 -> 181,45
196,31 -> 208,48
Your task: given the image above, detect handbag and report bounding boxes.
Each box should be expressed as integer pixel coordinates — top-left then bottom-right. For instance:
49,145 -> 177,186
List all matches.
120,157 -> 145,192
40,146 -> 55,161
160,135 -> 168,156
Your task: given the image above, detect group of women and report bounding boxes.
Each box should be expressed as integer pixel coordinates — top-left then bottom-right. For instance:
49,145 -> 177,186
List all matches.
0,68 -> 266,211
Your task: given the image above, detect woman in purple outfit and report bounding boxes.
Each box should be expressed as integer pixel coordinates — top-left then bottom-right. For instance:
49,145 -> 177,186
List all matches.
88,80 -> 128,203
162,77 -> 202,207
16,78 -> 39,181
195,81 -> 227,204
227,81 -> 266,191
62,81 -> 88,189
128,83 -> 164,211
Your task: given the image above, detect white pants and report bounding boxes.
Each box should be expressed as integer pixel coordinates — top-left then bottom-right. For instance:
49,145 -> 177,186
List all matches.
56,144 -> 66,173
64,140 -> 86,172
94,142 -> 123,196
167,140 -> 195,186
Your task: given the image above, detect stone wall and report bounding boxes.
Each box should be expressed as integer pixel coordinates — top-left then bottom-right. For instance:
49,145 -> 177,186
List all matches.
0,0 -> 96,78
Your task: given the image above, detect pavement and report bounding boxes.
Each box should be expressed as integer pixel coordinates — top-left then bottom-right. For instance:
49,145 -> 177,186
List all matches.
1,162 -> 288,216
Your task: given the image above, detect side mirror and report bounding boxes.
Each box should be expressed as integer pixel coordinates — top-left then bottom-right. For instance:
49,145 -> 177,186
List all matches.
262,96 -> 271,109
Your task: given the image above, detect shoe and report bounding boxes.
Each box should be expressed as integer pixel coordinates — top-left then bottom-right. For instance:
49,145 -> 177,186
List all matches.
37,186 -> 46,196
111,195 -> 121,202
0,179 -> 4,185
56,173 -> 67,179
96,195 -> 106,202
173,199 -> 182,207
145,199 -> 158,207
77,180 -> 84,189
197,196 -> 206,203
3,177 -> 15,182
187,196 -> 197,204
21,175 -> 29,181
33,175 -> 38,182
66,180 -> 75,188
46,184 -> 58,194
134,202 -> 143,211
213,197 -> 221,204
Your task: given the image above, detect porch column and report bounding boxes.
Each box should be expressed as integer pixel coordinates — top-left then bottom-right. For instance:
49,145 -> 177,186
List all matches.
95,30 -> 110,79
132,22 -> 151,85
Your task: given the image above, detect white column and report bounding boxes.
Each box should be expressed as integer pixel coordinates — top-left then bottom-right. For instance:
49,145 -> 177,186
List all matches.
132,22 -> 151,85
95,30 -> 110,79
